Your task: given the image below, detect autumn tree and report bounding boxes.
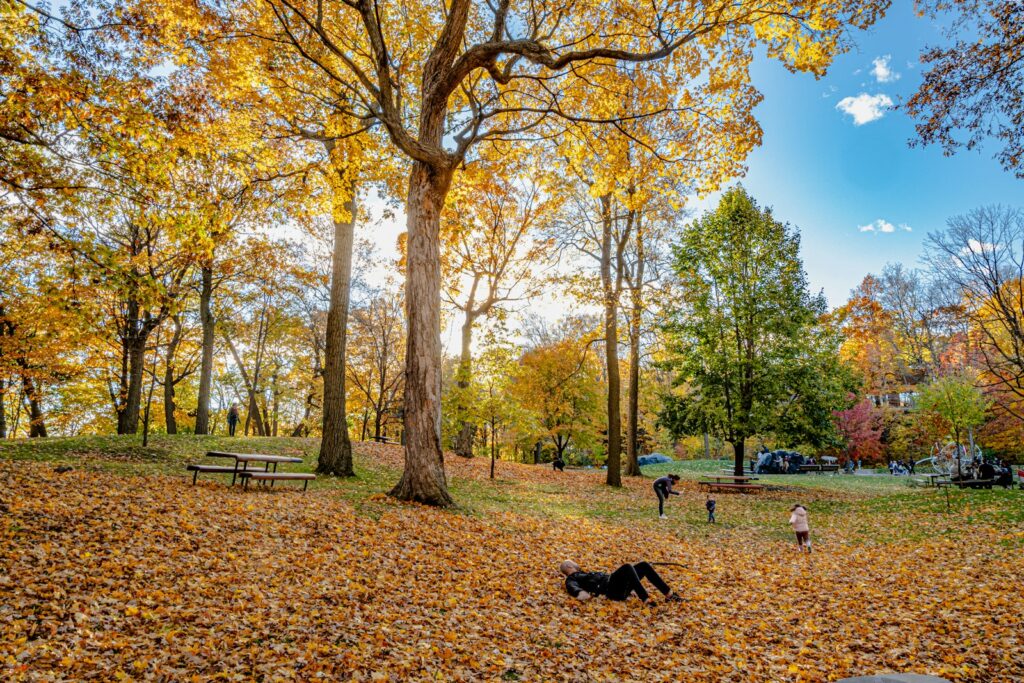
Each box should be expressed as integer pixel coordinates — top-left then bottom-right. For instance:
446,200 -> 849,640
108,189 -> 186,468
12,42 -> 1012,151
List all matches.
915,372 -> 990,474
511,320 -> 604,463
347,283 -> 406,442
906,0 -> 1024,177
924,206 -> 1024,420
662,187 -> 843,475
833,398 -> 885,465
442,155 -> 554,457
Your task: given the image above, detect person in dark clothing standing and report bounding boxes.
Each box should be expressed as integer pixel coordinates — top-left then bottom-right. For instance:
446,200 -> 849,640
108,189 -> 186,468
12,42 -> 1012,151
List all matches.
227,403 -> 240,437
559,560 -> 681,603
705,495 -> 716,523
653,474 -> 680,519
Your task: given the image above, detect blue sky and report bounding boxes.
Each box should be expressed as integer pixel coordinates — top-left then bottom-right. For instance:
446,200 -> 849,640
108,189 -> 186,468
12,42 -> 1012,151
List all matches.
697,2 -> 1022,307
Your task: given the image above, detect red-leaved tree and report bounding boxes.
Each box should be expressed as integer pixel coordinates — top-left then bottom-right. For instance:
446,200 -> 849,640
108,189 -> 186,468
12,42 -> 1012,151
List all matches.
833,398 -> 885,464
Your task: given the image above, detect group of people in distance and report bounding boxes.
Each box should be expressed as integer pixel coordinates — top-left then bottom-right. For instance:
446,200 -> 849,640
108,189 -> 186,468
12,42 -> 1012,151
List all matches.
888,459 -> 917,476
558,472 -> 813,605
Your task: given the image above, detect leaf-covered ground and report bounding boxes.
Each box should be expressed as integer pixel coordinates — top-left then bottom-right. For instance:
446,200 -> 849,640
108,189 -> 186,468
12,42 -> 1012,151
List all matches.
2,439 -> 1023,681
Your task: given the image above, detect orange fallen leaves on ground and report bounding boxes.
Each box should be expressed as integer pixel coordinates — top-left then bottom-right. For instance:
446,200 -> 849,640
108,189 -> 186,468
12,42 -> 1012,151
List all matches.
1,450 -> 1022,682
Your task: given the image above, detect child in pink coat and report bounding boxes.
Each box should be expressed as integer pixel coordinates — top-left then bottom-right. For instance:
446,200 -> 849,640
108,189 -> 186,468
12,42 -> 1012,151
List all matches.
789,504 -> 811,552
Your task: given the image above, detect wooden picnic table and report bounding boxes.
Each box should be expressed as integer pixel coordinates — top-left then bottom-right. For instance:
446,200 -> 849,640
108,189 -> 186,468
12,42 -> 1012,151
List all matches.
190,452 -> 304,486
703,474 -> 759,482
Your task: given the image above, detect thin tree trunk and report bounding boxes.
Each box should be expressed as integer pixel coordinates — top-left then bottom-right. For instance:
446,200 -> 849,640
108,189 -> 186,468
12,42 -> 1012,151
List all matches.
271,372 -> 279,437
163,315 -> 184,435
195,264 -> 215,434
454,301 -> 478,458
0,378 -> 7,439
143,331 -> 161,447
318,162 -> 357,477
389,161 -> 454,506
624,211 -> 645,476
223,332 -> 267,436
22,375 -> 47,438
490,426 -> 496,480
600,194 -> 622,487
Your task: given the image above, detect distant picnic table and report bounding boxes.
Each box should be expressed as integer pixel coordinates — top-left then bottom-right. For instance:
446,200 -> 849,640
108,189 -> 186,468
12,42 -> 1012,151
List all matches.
186,451 -> 314,490
700,474 -> 764,493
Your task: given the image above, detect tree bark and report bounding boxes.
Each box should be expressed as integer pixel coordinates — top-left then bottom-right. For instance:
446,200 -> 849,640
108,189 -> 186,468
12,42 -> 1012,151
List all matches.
22,375 -> 47,438
733,438 -> 746,477
600,195 -> 622,487
389,161 -> 454,506
194,264 -> 215,434
318,164 -> 357,477
117,336 -> 147,435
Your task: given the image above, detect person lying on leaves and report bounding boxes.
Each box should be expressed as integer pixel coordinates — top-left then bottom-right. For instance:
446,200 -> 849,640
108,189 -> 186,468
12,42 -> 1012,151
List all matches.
559,560 -> 682,603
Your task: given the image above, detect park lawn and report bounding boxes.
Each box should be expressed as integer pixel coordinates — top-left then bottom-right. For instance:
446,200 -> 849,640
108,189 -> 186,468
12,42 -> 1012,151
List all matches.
2,437 -> 1023,682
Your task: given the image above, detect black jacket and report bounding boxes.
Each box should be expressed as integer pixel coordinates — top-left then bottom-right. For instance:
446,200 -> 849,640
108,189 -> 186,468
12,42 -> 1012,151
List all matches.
565,571 -> 609,598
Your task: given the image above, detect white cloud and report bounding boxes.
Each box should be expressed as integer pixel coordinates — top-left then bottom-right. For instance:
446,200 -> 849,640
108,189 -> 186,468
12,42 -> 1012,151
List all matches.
858,219 -> 902,234
960,239 -> 996,255
899,223 -> 913,232
871,55 -> 900,83
836,93 -> 893,125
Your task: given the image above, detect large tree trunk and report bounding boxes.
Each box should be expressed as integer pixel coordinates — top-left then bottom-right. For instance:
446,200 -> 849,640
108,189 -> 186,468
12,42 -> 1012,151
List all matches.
733,438 -> 746,477
22,375 -> 47,438
318,166 -> 357,476
453,312 -> 476,457
194,264 -> 215,434
389,162 -> 454,506
600,195 -> 622,487
117,336 -> 147,435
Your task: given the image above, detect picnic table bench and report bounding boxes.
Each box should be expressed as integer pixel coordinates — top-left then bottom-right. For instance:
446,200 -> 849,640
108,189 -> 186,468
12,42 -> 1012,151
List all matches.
187,451 -> 308,488
370,435 -> 401,445
238,471 -> 316,491
700,474 -> 764,493
952,478 -> 994,489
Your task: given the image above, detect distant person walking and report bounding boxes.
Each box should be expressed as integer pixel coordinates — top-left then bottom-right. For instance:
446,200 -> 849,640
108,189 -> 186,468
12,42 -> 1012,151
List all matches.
705,495 -> 716,523
653,474 -> 680,519
227,403 -> 240,437
789,504 -> 811,553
